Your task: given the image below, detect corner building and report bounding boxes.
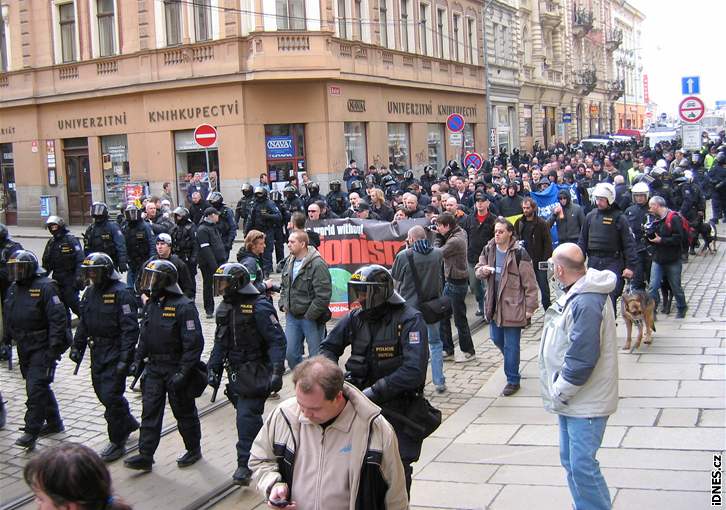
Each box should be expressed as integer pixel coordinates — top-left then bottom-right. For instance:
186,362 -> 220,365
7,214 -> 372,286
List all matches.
0,0 -> 485,225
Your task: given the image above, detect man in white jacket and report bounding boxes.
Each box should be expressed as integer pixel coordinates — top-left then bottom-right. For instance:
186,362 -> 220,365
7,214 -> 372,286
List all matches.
539,243 -> 618,510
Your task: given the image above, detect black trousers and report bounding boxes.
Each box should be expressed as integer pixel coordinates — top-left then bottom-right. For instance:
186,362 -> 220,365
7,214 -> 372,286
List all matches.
396,430 -> 423,497
19,349 -> 62,435
200,266 -> 216,316
90,356 -> 138,444
56,274 -> 80,316
138,363 -> 201,458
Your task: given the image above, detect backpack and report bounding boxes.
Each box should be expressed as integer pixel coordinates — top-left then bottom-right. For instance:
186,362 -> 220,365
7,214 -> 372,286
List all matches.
664,210 -> 693,248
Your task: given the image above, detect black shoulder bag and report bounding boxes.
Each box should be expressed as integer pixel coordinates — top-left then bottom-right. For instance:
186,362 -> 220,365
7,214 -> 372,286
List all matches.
405,250 -> 452,324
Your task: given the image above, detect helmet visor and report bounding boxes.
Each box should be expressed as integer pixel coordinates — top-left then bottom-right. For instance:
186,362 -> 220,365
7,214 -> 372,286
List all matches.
347,282 -> 388,311
139,268 -> 166,293
79,264 -> 108,286
90,204 -> 107,217
7,261 -> 34,282
213,275 -> 235,297
125,208 -> 141,222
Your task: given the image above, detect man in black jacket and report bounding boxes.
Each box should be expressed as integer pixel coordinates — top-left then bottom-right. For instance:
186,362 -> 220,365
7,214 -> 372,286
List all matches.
515,198 -> 553,310
462,192 -> 495,316
645,196 -> 688,318
189,192 -> 209,225
547,189 -> 585,244
197,208 -> 227,318
146,234 -> 196,300
172,207 -> 198,275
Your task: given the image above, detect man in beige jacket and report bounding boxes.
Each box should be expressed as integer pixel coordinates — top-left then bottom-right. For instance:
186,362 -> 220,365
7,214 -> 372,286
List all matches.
250,356 -> 409,510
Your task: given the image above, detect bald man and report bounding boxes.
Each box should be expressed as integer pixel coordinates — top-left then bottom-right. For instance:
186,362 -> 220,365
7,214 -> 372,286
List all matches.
539,243 -> 619,510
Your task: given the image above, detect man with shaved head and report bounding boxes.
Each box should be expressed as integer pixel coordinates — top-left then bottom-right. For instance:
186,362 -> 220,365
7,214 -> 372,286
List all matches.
538,242 -> 619,510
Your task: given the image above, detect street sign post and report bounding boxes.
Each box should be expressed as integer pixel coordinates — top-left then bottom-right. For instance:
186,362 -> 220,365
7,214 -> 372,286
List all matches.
681,76 -> 700,95
464,152 -> 483,171
681,124 -> 702,151
678,96 -> 705,123
446,114 -> 465,133
562,113 -> 572,123
194,124 -> 218,176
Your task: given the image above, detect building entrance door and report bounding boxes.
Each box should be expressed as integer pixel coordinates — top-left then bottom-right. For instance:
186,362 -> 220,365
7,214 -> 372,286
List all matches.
65,151 -> 92,224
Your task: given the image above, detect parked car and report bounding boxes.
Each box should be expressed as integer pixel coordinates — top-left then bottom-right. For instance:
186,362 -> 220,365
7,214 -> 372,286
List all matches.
615,128 -> 642,141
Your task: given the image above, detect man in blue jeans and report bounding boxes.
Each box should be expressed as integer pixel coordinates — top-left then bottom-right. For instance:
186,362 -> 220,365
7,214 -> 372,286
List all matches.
540,243 -> 619,510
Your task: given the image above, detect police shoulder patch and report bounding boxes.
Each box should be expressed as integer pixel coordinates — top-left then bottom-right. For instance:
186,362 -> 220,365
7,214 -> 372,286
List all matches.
186,319 -> 196,331
122,303 -> 132,315
52,295 -> 61,305
408,332 -> 420,344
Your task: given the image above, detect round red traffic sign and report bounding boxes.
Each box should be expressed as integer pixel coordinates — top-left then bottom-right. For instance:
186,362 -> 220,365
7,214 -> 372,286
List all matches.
446,113 -> 465,133
464,152 -> 483,171
678,96 -> 705,124
194,124 -> 218,147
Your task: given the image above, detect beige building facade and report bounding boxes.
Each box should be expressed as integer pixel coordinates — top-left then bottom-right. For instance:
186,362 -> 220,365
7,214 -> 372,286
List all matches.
0,0 -> 486,225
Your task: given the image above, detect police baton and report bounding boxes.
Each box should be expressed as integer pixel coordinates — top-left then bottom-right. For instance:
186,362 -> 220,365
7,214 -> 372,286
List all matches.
129,358 -> 146,391
7,345 -> 12,371
210,384 -> 220,403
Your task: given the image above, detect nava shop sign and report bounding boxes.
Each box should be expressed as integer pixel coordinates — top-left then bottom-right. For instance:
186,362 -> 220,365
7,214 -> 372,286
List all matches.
265,136 -> 295,159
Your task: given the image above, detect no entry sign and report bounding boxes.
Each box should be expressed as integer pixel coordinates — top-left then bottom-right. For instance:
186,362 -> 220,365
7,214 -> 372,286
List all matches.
678,96 -> 705,124
446,113 -> 465,133
194,124 -> 218,147
464,152 -> 483,170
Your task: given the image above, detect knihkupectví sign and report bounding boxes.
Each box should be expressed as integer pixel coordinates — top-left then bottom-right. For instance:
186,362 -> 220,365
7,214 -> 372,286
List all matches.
265,136 -> 294,159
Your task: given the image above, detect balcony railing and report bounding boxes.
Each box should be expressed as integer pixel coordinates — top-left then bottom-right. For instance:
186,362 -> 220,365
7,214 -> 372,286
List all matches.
605,28 -> 623,51
540,1 -> 562,28
572,8 -> 594,36
608,78 -> 625,100
278,35 -> 310,52
574,67 -> 597,95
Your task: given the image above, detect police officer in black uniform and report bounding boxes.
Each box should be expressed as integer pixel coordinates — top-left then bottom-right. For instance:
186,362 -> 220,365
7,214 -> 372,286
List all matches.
124,260 -> 204,472
207,191 -> 237,259
4,251 -> 69,450
269,190 -> 287,270
708,151 -> 726,223
0,224 -> 22,363
624,181 -> 652,291
326,180 -> 349,215
172,206 -> 198,276
578,182 -> 638,307
207,263 -> 286,485
83,202 -> 128,273
197,208 -> 228,318
122,205 -> 155,290
320,264 -> 431,494
282,184 -> 304,217
69,252 -> 140,462
235,183 -> 255,228
244,187 -> 281,276
41,216 -> 84,317
303,182 -> 323,209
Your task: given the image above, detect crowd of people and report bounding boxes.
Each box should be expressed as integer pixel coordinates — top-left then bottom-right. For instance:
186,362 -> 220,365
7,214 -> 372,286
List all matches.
0,132 -> 724,510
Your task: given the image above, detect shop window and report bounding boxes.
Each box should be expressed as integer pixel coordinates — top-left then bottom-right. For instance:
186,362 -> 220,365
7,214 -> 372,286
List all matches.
277,0 -> 306,30
101,135 -> 131,212
265,124 -> 305,188
463,124 -> 475,154
174,130 -> 219,206
400,0 -> 409,51
379,1 -> 388,47
344,123 -> 367,170
194,0 -> 212,41
164,0 -> 182,46
427,124 -> 444,170
1,5 -> 9,72
387,123 -> 410,171
96,0 -> 116,57
59,2 -> 77,63
523,105 -> 533,137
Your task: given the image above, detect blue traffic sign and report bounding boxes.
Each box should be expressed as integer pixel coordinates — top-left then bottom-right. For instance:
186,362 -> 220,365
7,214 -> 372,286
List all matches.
716,100 -> 726,110
464,152 -> 483,170
446,113 -> 465,133
562,113 -> 572,123
681,76 -> 700,95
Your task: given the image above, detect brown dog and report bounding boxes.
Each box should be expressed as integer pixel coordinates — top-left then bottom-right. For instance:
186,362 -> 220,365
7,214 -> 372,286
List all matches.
621,290 -> 656,351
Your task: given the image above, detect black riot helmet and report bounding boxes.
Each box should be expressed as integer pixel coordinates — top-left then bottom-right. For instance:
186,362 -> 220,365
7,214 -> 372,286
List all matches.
138,259 -> 182,297
0,224 -> 8,243
213,263 -> 259,297
90,202 -> 109,221
173,206 -> 190,224
283,185 -> 298,199
254,186 -> 268,202
241,183 -> 254,197
307,182 -> 320,195
347,264 -> 405,312
207,191 -> 224,210
7,250 -> 42,282
404,170 -> 414,180
45,215 -> 66,236
349,180 -> 363,193
330,180 -> 342,192
80,252 -> 121,287
124,204 -> 142,223
270,190 -> 283,203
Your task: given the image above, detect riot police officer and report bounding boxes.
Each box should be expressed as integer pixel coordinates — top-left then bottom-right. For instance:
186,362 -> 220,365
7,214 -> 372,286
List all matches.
207,263 -> 286,485
320,265 -> 431,494
197,208 -> 228,318
42,216 -> 84,317
207,192 -> 237,259
578,182 -> 638,307
69,253 -> 140,462
708,151 -> 726,223
0,224 -> 22,362
303,182 -> 323,209
673,168 -> 702,257
83,202 -> 128,272
124,260 -> 205,472
171,206 -> 198,275
624,182 -> 652,291
4,251 -> 69,450
326,180 -> 349,215
269,190 -> 287,270
235,183 -> 255,228
245,187 -> 281,275
282,185 -> 304,217
122,205 -> 155,290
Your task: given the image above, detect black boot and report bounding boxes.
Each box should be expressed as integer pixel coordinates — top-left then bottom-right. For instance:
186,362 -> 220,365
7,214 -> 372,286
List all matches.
664,293 -> 673,315
124,454 -> 154,472
661,289 -> 670,314
0,394 -> 5,430
38,421 -> 65,437
99,442 -> 126,463
15,432 -> 37,450
232,466 -> 253,486
177,449 -> 202,468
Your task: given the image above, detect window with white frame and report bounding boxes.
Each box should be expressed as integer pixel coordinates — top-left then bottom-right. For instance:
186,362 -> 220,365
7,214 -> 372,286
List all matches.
354,0 -> 362,40
194,0 -> 212,41
379,0 -> 388,47
277,0 -> 306,30
419,3 -> 428,55
452,13 -> 461,61
96,0 -> 116,57
337,0 -> 347,38
59,2 -> 77,62
400,0 -> 409,51
466,17 -> 474,64
436,8 -> 444,58
164,0 -> 182,46
0,5 -> 8,71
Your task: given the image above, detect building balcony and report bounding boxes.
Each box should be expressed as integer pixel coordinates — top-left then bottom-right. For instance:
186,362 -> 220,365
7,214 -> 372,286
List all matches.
0,32 -> 484,105
605,28 -> 623,52
608,78 -> 625,100
539,1 -> 562,28
572,8 -> 594,37
574,67 -> 597,95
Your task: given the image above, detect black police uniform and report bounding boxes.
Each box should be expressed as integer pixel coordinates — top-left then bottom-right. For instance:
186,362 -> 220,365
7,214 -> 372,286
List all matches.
123,220 -> 155,287
84,219 -> 128,271
245,198 -> 281,274
73,279 -> 140,447
144,254 -> 196,300
0,237 -> 23,302
215,206 -> 237,258
320,303 -> 429,493
172,218 -> 199,275
624,201 -> 652,291
326,190 -> 349,215
207,286 -> 286,478
4,275 -> 68,438
197,219 -> 227,316
270,194 -> 287,268
134,292 -> 204,461
42,228 -> 84,316
235,195 -> 254,227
